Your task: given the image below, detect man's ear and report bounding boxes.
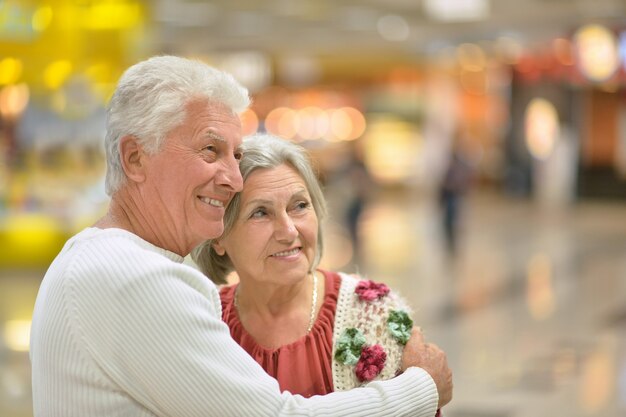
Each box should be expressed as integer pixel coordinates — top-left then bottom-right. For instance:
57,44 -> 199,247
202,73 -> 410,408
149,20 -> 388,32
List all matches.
212,241 -> 226,256
119,135 -> 146,184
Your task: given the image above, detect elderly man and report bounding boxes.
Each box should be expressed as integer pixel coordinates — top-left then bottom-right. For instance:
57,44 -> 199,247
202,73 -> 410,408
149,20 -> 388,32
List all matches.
30,55 -> 451,416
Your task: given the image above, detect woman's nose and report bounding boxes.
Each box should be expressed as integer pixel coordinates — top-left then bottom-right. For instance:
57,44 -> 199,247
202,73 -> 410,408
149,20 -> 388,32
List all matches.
274,214 -> 298,241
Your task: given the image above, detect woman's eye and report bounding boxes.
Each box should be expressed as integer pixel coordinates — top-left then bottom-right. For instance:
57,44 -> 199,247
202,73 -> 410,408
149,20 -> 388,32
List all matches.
294,201 -> 310,211
250,208 -> 267,219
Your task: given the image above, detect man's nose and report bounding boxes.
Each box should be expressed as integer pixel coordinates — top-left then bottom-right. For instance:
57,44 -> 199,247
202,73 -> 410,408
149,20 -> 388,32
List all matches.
217,157 -> 243,192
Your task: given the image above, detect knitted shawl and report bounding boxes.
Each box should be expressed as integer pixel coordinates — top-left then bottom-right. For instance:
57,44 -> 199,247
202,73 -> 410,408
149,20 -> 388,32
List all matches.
332,272 -> 414,390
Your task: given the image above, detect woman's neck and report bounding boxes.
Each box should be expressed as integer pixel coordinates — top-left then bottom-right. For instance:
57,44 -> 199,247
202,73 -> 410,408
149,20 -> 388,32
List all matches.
235,271 -> 323,349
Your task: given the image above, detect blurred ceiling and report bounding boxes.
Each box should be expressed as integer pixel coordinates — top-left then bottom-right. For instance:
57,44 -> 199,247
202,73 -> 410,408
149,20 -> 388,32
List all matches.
152,0 -> 626,58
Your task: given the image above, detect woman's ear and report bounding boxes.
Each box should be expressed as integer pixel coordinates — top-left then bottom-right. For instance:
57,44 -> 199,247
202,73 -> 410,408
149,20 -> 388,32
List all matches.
119,135 -> 146,184
212,241 -> 226,256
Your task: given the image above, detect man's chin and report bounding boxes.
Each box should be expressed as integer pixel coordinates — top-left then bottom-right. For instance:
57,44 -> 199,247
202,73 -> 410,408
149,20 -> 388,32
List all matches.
203,222 -> 224,240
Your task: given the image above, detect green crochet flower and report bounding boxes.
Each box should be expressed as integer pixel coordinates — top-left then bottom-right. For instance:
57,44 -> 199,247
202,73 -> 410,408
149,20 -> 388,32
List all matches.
387,310 -> 413,345
334,328 -> 366,366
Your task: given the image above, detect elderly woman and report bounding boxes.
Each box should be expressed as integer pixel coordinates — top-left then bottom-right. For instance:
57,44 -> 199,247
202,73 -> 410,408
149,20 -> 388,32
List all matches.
193,134 -> 443,413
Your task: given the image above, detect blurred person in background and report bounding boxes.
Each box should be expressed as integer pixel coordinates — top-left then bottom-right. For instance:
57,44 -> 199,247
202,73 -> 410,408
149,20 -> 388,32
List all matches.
438,129 -> 475,256
343,139 -> 373,264
29,55 -> 451,416
193,133 -> 449,416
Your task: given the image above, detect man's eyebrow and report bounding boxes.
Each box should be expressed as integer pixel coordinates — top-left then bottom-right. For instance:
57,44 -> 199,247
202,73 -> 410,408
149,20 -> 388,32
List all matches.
205,131 -> 226,142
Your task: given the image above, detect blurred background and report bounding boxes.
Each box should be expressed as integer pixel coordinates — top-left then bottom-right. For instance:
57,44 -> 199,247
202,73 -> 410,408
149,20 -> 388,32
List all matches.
1,0 -> 626,416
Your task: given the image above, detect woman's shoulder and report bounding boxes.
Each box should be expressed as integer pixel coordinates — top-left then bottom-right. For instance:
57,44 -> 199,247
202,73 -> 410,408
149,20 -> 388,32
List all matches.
331,271 -> 415,390
336,272 -> 410,310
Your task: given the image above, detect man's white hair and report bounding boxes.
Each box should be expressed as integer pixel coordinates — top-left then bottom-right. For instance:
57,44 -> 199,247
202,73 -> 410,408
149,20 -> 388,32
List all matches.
104,55 -> 250,195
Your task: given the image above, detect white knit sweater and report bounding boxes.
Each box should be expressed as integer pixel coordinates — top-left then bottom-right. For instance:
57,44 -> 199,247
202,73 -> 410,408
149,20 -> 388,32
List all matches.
332,273 -> 412,391
30,227 -> 439,417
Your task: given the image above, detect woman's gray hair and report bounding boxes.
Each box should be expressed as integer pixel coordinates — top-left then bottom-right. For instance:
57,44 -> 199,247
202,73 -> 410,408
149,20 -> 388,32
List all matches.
192,133 -> 328,285
104,55 -> 250,195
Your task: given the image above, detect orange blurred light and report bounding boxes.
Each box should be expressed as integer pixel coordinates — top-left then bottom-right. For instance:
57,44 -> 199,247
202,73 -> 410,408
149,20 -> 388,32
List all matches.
553,38 -> 575,66
326,108 -> 350,142
240,108 -> 259,136
579,349 -> 614,412
329,107 -> 366,141
297,106 -> 328,141
0,83 -> 29,120
459,68 -> 487,95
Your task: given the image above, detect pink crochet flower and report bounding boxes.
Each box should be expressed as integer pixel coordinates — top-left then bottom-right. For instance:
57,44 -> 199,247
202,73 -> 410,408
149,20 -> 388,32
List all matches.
355,344 -> 387,382
355,280 -> 390,301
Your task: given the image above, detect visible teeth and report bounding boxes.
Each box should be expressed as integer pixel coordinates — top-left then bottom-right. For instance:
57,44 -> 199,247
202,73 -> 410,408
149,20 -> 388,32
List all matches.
272,248 -> 299,257
200,197 -> 224,207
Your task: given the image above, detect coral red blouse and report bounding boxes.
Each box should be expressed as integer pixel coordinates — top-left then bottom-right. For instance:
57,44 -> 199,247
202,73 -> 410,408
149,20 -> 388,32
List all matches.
220,270 -> 341,397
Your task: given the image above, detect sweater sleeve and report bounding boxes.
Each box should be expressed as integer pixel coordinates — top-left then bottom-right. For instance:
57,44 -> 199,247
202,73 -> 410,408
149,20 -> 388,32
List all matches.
66,237 -> 438,417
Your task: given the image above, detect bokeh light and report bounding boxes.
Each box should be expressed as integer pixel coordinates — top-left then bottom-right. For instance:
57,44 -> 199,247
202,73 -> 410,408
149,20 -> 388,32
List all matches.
574,24 -> 620,82
525,97 -> 559,160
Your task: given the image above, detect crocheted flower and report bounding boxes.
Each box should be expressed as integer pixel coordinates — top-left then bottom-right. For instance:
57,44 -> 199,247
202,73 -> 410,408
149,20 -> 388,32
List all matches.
355,280 -> 390,302
355,344 -> 387,382
387,309 -> 413,345
335,328 -> 366,366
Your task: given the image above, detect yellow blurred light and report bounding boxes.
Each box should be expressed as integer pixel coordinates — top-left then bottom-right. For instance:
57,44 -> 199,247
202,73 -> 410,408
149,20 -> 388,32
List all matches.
85,63 -> 117,102
4,320 -> 31,352
85,63 -> 113,84
44,60 -> 73,90
80,1 -> 143,30
240,109 -> 259,136
50,89 -> 67,114
574,24 -> 619,82
0,83 -> 29,120
0,213 -> 67,268
525,98 -> 559,160
32,5 -> 53,32
363,116 -> 417,183
525,253 -> 555,320
0,57 -> 23,85
361,204 -> 415,270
